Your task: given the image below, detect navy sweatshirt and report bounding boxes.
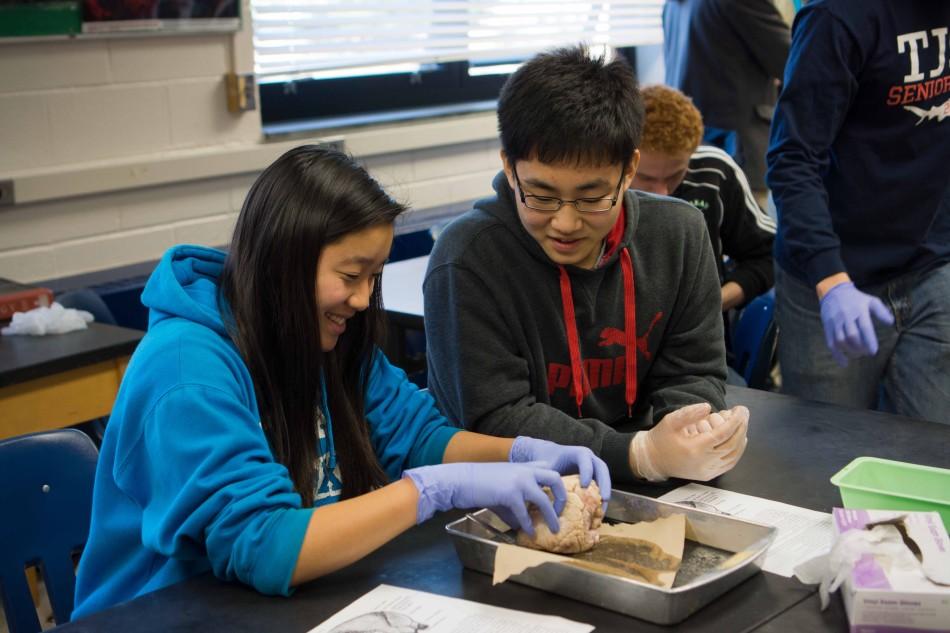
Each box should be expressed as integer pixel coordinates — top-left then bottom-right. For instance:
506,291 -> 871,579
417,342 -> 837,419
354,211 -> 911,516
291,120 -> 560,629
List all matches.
767,0 -> 950,288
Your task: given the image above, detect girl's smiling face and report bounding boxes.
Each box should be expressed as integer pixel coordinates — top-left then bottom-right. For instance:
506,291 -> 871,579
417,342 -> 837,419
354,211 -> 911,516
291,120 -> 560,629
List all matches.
315,223 -> 394,351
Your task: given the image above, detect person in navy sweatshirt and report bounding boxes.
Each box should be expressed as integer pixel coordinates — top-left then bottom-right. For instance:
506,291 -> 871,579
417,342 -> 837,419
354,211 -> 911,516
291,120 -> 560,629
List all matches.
72,146 -> 610,618
768,0 -> 950,423
424,46 -> 751,486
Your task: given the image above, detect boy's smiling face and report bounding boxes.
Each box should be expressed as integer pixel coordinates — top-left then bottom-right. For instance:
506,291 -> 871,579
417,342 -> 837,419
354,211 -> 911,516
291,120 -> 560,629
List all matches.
502,152 -> 638,269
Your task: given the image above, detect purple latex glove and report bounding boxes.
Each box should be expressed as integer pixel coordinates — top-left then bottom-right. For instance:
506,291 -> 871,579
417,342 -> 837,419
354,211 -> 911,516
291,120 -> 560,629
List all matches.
509,436 -> 612,511
819,282 -> 894,367
403,462 -> 565,536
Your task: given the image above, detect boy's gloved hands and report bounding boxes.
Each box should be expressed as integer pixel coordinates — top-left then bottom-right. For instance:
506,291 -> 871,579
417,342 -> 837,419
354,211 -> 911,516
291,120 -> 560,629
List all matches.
629,403 -> 749,482
509,436 -> 611,510
819,282 -> 894,367
403,462 -> 566,536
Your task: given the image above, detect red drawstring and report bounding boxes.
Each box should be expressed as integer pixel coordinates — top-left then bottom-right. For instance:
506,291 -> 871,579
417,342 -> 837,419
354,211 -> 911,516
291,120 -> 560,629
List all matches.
558,248 -> 637,418
558,265 -> 586,417
620,248 -> 637,417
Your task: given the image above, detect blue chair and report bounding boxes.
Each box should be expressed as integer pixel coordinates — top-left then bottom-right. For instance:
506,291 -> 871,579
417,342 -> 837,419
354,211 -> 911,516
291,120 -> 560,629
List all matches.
0,429 -> 99,633
729,289 -> 778,390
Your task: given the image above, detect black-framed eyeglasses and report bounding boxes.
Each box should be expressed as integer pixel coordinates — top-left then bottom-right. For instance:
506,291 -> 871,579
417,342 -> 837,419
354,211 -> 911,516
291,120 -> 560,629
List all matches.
512,166 -> 626,215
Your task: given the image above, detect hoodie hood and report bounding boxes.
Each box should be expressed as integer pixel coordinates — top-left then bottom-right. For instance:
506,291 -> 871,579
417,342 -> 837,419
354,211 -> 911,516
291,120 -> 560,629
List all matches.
141,244 -> 228,335
141,244 -> 340,493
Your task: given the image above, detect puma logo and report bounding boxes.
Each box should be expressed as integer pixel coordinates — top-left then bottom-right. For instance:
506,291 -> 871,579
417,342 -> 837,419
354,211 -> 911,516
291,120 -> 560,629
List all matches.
547,312 -> 665,396
597,311 -> 664,361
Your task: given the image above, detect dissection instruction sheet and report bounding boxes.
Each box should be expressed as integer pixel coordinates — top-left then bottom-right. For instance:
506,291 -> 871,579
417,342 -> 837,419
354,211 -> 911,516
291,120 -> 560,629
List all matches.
659,483 -> 833,577
307,584 -> 594,633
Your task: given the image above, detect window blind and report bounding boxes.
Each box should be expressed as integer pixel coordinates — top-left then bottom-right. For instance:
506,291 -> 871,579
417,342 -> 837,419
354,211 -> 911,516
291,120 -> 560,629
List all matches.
252,0 -> 665,82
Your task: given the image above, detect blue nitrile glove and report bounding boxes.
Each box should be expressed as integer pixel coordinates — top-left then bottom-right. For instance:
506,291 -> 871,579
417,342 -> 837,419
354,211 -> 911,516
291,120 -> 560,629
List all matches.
403,462 -> 566,536
509,436 -> 612,512
819,282 -> 894,367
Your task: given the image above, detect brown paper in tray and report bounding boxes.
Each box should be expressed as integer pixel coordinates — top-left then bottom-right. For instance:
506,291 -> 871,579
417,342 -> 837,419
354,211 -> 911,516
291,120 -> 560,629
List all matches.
493,514 -> 686,589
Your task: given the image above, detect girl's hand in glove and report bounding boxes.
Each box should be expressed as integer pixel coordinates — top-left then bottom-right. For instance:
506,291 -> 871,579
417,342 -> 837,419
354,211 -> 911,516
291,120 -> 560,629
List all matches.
509,436 -> 611,511
403,462 -> 566,536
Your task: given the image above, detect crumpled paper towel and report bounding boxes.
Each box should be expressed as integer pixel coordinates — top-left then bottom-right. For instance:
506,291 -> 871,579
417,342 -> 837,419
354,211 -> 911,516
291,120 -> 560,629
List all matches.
1,302 -> 94,336
793,524 -> 924,610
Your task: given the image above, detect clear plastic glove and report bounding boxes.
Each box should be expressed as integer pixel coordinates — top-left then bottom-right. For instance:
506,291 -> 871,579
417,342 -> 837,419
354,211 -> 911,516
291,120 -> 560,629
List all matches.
682,406 -> 745,439
509,436 -> 611,511
819,282 -> 894,367
629,403 -> 749,482
403,462 -> 566,536
794,525 -> 921,610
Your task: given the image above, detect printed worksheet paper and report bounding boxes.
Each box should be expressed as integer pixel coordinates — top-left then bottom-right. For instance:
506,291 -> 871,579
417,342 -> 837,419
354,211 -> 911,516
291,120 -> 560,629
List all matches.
307,584 -> 594,633
659,483 -> 833,577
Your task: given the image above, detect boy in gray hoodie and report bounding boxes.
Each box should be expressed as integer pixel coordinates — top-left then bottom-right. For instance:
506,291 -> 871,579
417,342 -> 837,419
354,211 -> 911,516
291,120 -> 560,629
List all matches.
424,46 -> 750,483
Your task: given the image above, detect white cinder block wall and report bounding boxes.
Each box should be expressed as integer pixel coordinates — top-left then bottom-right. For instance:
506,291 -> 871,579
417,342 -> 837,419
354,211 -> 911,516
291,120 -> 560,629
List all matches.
0,27 -> 264,284
0,4 -> 501,284
0,20 -> 662,286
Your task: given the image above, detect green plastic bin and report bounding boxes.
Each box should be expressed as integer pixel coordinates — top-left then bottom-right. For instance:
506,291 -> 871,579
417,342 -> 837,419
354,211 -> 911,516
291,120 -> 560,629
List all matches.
831,457 -> 950,530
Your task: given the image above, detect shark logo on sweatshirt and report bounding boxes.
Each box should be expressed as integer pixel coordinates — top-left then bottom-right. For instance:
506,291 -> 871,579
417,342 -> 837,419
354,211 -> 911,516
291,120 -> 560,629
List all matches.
547,311 -> 664,397
905,98 -> 950,124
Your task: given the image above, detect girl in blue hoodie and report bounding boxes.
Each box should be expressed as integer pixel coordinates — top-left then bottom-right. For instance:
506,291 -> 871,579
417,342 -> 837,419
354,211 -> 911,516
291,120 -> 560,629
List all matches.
73,146 -> 610,618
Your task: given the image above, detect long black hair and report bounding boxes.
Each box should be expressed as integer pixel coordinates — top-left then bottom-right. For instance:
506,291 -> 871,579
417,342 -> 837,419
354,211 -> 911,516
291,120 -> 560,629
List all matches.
220,145 -> 404,505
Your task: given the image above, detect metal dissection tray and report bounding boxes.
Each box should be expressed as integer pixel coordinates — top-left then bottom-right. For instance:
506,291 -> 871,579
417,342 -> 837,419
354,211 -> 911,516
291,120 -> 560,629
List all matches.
445,489 -> 776,625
